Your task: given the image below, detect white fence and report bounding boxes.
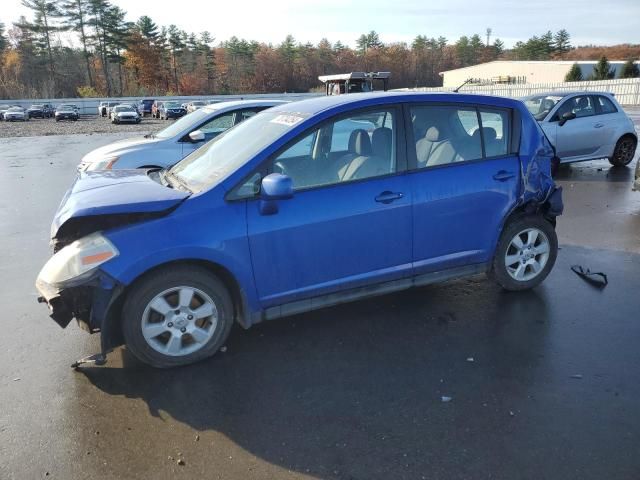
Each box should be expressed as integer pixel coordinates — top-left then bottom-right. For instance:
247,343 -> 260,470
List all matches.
397,78 -> 640,105
0,93 -> 320,115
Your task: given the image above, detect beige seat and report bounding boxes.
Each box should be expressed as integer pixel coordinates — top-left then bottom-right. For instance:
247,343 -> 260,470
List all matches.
416,126 -> 458,166
338,129 -> 389,181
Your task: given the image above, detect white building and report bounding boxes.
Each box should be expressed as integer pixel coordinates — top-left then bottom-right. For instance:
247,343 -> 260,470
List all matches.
440,60 -> 640,87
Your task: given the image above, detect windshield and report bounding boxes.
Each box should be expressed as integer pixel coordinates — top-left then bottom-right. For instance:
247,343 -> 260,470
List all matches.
115,106 -> 134,112
165,102 -> 180,108
8,107 -> 22,112
154,108 -> 213,139
522,95 -> 564,121
171,110 -> 309,193
58,105 -> 74,110
31,105 -> 43,108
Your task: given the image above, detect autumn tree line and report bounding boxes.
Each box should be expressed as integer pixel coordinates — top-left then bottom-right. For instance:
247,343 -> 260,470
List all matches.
0,0 -> 639,99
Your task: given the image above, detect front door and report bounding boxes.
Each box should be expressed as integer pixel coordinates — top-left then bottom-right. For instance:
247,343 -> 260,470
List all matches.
553,95 -> 607,160
246,107 -> 413,307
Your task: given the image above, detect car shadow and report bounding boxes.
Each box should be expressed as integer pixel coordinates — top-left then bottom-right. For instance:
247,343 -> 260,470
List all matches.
555,161 -> 635,183
77,278 -> 552,478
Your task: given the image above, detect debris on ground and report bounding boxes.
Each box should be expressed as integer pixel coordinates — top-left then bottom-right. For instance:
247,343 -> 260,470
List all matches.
12,377 -> 20,381
220,346 -> 227,353
466,357 -> 474,362
177,458 -> 185,466
195,434 -> 200,442
571,265 -> 608,288
441,396 -> 452,403
509,411 -> 515,417
570,374 -> 583,379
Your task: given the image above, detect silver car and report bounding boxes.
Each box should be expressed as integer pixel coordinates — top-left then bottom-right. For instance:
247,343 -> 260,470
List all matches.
110,105 -> 141,124
522,92 -> 637,166
3,106 -> 29,122
80,99 -> 287,171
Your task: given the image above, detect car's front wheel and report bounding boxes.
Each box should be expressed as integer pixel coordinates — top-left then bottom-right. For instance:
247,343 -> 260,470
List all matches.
122,266 -> 234,368
609,135 -> 637,167
490,215 -> 558,291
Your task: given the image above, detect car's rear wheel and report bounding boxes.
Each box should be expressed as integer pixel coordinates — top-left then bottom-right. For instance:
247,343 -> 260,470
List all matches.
122,266 -> 234,368
609,135 -> 637,167
490,215 -> 558,291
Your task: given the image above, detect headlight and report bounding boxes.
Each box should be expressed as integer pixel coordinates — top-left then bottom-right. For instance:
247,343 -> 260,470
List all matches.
38,233 -> 119,286
86,156 -> 120,170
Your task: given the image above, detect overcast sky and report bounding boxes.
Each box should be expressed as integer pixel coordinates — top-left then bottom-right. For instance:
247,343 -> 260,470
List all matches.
1,0 -> 638,48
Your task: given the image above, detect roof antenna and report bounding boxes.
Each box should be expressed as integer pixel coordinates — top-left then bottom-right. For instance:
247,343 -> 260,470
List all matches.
453,78 -> 472,93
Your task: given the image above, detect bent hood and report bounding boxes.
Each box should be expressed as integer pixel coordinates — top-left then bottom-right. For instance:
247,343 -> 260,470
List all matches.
51,169 -> 188,238
81,136 -> 162,165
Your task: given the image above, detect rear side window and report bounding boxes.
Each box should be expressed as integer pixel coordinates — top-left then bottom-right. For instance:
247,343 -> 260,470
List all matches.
410,105 -> 482,168
479,109 -> 509,157
595,96 -> 618,114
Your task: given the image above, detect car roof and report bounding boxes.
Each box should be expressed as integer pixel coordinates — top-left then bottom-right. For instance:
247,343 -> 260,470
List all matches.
522,91 -> 613,99
268,91 -> 522,115
201,99 -> 289,113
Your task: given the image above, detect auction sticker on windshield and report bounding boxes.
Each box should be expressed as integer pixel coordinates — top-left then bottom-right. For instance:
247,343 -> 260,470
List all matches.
270,113 -> 306,126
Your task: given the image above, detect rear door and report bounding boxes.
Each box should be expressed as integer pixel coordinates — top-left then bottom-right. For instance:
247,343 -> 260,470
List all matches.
407,103 -> 520,274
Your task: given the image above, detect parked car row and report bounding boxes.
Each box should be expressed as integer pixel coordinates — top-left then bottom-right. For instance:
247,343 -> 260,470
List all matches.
0,103 -> 80,121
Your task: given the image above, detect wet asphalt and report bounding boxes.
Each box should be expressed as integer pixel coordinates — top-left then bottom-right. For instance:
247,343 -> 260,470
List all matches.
0,118 -> 639,479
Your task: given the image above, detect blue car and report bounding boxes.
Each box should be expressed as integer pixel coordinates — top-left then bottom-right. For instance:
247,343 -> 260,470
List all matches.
36,92 -> 563,368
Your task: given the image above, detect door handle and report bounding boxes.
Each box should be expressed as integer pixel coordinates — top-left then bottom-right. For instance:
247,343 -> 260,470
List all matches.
594,123 -> 604,128
375,191 -> 404,204
493,171 -> 516,181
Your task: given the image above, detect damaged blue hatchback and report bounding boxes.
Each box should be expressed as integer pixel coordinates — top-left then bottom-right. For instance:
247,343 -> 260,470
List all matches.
36,92 -> 563,368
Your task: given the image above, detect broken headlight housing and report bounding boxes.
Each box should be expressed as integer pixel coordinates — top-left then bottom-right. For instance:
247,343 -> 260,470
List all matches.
38,232 -> 119,287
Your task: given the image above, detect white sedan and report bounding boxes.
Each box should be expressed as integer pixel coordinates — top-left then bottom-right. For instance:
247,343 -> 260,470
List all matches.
3,107 -> 29,122
522,92 -> 637,166
110,105 -> 141,124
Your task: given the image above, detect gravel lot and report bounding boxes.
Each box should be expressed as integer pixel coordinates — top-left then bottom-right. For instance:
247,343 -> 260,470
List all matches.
0,114 -> 167,138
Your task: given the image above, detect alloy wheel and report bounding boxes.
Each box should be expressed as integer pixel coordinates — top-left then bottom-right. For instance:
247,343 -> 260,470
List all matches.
504,228 -> 550,282
141,286 -> 218,357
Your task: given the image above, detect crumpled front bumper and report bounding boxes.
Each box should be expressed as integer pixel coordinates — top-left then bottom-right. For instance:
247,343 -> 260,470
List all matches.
36,271 -> 124,343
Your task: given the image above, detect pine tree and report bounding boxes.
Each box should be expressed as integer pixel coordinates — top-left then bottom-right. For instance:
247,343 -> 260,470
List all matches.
592,56 -> 615,80
619,59 -> 639,78
16,0 -> 64,92
565,62 -> 583,82
553,29 -> 571,56
60,0 -> 93,87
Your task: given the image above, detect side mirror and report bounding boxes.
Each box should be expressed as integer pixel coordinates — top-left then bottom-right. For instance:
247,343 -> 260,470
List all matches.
259,173 -> 293,215
188,130 -> 205,142
559,111 -> 576,126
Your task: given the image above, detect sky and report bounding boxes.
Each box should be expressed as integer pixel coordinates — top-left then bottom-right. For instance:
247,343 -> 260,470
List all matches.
1,0 -> 639,48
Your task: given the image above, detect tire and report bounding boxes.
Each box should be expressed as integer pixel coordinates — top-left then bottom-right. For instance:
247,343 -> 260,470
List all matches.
122,265 -> 234,368
609,135 -> 637,167
490,215 -> 558,291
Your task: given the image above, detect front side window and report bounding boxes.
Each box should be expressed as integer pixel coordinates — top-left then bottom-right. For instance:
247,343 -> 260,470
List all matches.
199,112 -> 234,135
269,109 -> 396,191
554,95 -> 595,120
411,105 -> 483,167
